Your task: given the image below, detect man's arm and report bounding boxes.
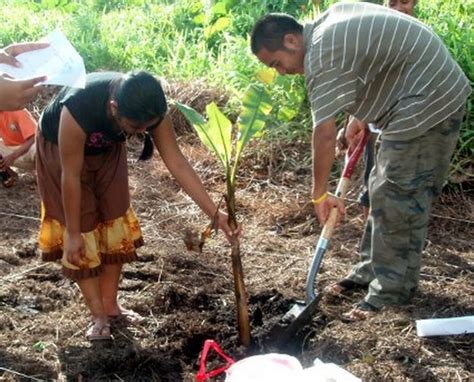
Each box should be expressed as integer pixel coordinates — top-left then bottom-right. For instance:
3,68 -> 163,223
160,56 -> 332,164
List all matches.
311,117 -> 345,225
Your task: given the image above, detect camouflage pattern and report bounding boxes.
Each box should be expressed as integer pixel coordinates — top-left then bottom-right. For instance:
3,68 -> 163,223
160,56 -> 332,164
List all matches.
347,107 -> 465,308
358,132 -> 377,208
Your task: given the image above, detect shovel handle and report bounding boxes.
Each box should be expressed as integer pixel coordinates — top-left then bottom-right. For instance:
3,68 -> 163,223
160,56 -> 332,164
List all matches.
306,128 -> 370,303
321,129 -> 369,240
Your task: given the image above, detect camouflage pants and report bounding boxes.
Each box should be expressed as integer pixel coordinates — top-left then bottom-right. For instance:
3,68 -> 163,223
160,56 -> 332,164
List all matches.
347,108 -> 464,308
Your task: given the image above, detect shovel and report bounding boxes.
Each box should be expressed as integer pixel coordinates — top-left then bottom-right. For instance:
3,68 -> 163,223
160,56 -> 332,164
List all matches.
269,128 -> 370,347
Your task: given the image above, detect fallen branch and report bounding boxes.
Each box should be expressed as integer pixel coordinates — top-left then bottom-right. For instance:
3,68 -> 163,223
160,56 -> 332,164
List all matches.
0,367 -> 44,381
2,263 -> 49,281
0,211 -> 40,221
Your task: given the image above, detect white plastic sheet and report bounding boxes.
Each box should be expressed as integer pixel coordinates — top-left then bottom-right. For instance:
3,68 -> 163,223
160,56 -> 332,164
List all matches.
416,316 -> 474,337
225,353 -> 360,382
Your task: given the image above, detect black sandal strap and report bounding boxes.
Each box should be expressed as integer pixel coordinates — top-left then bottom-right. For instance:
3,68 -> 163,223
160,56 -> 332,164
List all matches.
356,301 -> 379,312
338,279 -> 365,290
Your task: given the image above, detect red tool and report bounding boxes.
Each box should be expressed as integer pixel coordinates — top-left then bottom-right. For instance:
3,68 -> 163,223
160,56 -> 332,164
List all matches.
196,340 -> 235,382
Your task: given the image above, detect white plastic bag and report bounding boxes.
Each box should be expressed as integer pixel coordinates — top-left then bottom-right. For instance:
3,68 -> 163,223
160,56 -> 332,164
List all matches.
225,354 -> 361,382
225,353 -> 302,382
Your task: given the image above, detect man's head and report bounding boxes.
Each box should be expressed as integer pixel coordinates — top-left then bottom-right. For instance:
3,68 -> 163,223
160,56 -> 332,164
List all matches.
250,13 -> 305,75
386,0 -> 417,16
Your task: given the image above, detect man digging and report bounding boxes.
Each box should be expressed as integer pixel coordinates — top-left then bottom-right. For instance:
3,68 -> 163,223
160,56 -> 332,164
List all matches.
250,2 -> 471,320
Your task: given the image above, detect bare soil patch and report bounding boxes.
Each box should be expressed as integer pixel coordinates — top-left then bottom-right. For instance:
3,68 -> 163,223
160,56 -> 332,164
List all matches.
0,87 -> 472,381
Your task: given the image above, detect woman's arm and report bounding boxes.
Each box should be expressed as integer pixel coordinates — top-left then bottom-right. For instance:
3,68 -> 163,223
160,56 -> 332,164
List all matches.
58,106 -> 87,267
152,115 -> 234,239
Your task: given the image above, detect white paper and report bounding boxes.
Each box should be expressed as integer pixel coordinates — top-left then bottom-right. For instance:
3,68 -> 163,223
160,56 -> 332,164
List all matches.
416,316 -> 474,337
0,29 -> 86,88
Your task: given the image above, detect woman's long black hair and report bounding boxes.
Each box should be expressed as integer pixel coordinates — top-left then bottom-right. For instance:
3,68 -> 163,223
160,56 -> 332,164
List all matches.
111,70 -> 168,160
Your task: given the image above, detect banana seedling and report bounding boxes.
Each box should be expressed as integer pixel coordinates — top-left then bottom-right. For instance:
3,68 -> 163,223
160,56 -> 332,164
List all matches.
176,84 -> 272,346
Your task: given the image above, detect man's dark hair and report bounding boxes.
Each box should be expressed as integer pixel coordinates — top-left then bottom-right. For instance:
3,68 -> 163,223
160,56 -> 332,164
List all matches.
250,13 -> 303,54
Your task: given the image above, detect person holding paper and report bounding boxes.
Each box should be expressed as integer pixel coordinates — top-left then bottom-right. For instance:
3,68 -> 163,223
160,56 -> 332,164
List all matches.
36,70 -> 236,341
0,42 -> 48,110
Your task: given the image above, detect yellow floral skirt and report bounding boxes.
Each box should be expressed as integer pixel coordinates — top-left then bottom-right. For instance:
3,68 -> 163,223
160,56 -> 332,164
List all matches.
36,133 -> 143,280
38,205 -> 144,280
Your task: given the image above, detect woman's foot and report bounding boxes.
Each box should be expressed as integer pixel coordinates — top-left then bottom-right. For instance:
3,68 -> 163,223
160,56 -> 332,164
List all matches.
108,307 -> 145,325
343,301 -> 379,321
86,319 -> 111,341
324,279 -> 366,297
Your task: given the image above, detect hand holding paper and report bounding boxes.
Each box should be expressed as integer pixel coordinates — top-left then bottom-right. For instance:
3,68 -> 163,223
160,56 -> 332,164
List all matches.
0,42 -> 50,67
0,74 -> 46,111
0,30 -> 86,89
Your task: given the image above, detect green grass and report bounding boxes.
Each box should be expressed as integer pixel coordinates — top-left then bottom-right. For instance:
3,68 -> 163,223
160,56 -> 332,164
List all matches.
0,0 -> 471,183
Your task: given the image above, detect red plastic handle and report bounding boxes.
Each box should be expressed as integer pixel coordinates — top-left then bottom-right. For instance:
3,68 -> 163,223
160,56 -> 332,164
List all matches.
342,128 -> 370,179
196,340 -> 235,382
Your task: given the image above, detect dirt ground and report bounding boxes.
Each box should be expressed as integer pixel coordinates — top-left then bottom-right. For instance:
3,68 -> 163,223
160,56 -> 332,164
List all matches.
0,92 -> 473,381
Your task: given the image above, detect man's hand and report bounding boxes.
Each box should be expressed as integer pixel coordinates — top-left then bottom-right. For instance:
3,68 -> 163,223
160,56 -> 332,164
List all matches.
335,128 -> 348,158
0,42 -> 49,67
0,74 -> 46,110
313,193 -> 345,226
345,117 -> 368,151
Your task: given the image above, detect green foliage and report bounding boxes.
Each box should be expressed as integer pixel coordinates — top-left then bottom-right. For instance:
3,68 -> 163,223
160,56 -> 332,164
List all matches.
0,0 -> 472,183
176,102 -> 232,167
176,84 -> 272,185
416,0 -> 473,182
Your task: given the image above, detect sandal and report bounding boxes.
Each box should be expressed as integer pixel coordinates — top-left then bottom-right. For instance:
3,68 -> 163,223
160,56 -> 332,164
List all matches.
343,301 -> 379,322
86,321 -> 112,341
109,309 -> 145,325
1,168 -> 18,188
325,279 -> 366,297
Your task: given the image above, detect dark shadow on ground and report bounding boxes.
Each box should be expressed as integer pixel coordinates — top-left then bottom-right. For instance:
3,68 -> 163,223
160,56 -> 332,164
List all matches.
0,349 -> 56,380
58,323 -> 183,381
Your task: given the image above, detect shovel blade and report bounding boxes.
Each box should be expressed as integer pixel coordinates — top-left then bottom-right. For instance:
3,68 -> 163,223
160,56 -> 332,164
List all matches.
268,296 -> 321,348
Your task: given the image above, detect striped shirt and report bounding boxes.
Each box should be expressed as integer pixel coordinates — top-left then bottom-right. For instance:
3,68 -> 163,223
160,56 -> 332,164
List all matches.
304,2 -> 471,140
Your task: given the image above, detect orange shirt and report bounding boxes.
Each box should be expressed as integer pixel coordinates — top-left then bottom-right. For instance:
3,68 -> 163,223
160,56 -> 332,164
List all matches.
0,109 -> 37,146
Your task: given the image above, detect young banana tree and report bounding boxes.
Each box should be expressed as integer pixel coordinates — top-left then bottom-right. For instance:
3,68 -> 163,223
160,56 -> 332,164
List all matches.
176,84 -> 272,346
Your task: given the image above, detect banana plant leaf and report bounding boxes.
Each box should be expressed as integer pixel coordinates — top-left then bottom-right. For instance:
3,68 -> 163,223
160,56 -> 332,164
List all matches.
232,84 -> 272,181
175,101 -> 232,167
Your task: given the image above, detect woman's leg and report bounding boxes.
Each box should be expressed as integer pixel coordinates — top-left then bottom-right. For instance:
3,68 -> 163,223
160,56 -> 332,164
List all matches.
99,263 -> 123,316
77,277 -> 111,340
77,277 -> 107,321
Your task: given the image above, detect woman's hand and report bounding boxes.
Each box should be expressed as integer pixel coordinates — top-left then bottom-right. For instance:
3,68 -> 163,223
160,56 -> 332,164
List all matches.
215,211 -> 242,243
64,231 -> 87,268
